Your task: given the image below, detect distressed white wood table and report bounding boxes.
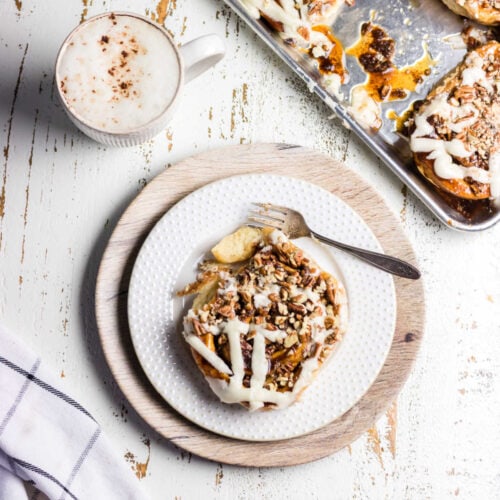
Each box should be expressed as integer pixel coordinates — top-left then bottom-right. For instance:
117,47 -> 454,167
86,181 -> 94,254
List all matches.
1,0 -> 499,498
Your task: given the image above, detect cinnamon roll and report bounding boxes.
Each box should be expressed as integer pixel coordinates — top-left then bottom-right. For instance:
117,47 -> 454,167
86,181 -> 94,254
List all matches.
409,41 -> 500,200
178,227 -> 348,411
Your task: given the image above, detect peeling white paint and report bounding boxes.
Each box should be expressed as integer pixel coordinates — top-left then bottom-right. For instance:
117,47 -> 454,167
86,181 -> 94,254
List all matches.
0,0 -> 499,498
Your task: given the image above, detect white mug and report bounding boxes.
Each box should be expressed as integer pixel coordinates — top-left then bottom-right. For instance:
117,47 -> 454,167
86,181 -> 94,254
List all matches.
55,12 -> 225,147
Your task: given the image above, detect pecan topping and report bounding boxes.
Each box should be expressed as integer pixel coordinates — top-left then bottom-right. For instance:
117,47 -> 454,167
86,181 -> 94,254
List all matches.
180,228 -> 347,410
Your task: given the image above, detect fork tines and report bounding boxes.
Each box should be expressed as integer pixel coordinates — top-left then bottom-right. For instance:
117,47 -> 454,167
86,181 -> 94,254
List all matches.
251,202 -> 289,214
247,202 -> 288,231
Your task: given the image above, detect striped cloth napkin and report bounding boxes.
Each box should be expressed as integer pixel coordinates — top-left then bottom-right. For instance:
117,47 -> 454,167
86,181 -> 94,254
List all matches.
0,324 -> 147,500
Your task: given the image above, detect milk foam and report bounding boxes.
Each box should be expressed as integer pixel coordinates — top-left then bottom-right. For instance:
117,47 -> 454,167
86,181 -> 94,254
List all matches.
58,14 -> 180,133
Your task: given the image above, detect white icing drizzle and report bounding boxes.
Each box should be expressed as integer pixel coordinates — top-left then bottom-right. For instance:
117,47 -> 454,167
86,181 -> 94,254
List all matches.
185,335 -> 232,375
239,0 -> 347,97
462,50 -> 493,93
206,344 -> 324,410
290,284 -> 321,303
412,137 -> 492,183
218,273 -> 237,296
448,109 -> 478,133
310,304 -> 329,343
203,323 -> 221,335
412,137 -> 472,158
324,73 -> 343,98
253,292 -> 271,308
253,324 -> 287,342
490,152 -> 500,199
185,229 -> 347,410
226,319 -> 248,388
206,376 -> 293,407
312,45 -> 327,58
334,285 -> 348,335
249,332 -> 268,410
226,318 -> 251,336
241,0 -> 312,45
182,315 -> 194,336
410,89 -> 498,193
304,288 -> 320,302
241,0 -> 343,41
348,86 -> 382,131
205,318 -> 292,409
290,355 -> 320,395
253,283 -> 280,309
268,229 -> 287,245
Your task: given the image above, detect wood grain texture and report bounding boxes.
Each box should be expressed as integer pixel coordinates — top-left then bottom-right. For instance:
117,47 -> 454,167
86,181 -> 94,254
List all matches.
95,143 -> 424,467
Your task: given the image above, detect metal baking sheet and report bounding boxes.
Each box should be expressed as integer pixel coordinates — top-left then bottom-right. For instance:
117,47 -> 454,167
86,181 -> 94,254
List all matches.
224,0 -> 499,231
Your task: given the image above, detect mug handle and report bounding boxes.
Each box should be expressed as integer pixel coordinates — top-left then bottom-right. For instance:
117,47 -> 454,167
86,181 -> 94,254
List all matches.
179,34 -> 225,83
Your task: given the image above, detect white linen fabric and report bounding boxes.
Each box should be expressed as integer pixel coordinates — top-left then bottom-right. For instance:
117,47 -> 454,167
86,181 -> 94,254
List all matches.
0,324 -> 147,500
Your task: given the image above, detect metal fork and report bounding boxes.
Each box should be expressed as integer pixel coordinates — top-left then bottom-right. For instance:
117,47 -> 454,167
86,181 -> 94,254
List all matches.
248,203 -> 420,280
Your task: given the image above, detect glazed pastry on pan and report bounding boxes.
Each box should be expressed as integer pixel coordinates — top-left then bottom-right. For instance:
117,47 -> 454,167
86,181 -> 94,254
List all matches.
178,226 -> 348,411
441,0 -> 500,26
241,0 -> 348,50
241,0 -> 346,38
239,0 -> 351,97
409,41 -> 500,200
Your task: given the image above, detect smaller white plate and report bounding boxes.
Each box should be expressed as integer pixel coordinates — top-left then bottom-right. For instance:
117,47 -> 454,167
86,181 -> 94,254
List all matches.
128,174 -> 396,441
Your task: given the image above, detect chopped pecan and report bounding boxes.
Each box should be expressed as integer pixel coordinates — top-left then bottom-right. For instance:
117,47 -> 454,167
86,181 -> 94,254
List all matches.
325,283 -> 336,305
288,302 -> 306,315
217,305 -> 234,318
291,293 -> 307,304
192,319 -> 205,336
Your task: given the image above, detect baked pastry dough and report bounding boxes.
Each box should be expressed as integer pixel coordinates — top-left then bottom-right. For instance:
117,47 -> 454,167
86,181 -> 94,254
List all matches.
240,0 -> 350,96
409,41 -> 500,200
241,0 -> 346,43
441,0 -> 500,26
179,227 -> 347,411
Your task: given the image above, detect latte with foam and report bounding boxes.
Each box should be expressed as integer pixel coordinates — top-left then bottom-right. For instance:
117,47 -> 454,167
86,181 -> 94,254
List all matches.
57,13 -> 180,133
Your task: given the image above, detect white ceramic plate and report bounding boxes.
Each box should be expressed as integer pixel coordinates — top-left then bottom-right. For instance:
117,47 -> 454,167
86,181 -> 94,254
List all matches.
128,174 -> 396,441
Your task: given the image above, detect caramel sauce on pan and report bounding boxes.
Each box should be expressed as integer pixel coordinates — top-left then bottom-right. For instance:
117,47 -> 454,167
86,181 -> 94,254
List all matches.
386,103 -> 418,134
346,22 -> 435,103
311,25 -> 347,81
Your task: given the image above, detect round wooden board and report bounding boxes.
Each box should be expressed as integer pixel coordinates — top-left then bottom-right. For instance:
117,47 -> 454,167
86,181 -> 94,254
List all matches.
95,143 -> 425,467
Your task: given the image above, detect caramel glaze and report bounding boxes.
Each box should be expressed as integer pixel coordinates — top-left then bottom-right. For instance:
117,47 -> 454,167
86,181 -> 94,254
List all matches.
386,102 -> 418,134
386,109 -> 407,133
347,22 -> 435,103
311,25 -> 347,82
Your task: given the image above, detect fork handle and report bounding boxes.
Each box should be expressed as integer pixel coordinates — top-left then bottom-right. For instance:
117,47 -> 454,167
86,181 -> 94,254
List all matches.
311,231 -> 421,280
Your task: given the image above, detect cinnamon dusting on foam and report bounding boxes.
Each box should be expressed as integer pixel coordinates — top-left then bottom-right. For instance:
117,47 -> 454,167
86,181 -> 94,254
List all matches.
58,13 -> 179,133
